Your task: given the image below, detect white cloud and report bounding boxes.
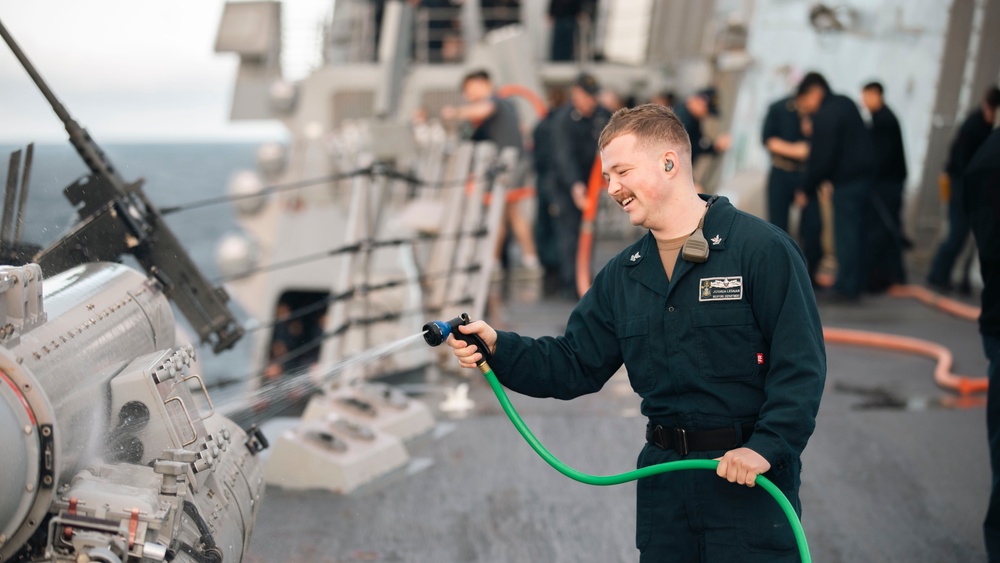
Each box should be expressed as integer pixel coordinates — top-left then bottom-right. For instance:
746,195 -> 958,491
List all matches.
0,0 -> 286,142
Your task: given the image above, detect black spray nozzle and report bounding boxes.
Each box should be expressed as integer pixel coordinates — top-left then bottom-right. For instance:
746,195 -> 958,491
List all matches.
422,313 -> 491,366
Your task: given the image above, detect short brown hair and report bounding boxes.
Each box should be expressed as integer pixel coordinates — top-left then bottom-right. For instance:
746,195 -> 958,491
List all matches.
598,104 -> 691,157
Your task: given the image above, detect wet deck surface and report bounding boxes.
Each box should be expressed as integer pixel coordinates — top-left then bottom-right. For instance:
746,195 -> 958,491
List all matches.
246,261 -> 991,563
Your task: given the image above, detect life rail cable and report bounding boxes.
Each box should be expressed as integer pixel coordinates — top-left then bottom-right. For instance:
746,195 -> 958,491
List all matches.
244,263 -> 483,334
216,227 -> 488,283
160,162 -> 510,216
160,168 -> 372,215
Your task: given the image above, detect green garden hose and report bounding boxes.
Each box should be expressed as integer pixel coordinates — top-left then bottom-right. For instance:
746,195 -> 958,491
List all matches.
420,315 -> 811,561
478,363 -> 811,562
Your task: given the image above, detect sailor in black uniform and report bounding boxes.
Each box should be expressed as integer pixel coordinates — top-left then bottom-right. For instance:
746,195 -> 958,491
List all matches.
448,104 -> 825,561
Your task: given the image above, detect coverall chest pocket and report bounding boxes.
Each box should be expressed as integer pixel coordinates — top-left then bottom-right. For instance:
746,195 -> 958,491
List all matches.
615,315 -> 654,393
691,305 -> 759,382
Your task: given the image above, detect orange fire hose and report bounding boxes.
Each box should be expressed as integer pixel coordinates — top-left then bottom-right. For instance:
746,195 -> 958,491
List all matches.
887,284 -> 981,322
496,84 -> 548,119
576,155 -> 606,297
822,327 -> 988,395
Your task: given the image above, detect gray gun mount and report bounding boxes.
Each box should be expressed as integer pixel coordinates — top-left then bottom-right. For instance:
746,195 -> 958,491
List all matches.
0,19 -> 243,354
0,263 -> 265,563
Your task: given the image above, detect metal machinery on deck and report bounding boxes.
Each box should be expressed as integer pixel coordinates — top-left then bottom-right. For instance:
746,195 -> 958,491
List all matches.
0,263 -> 265,562
0,19 -> 268,562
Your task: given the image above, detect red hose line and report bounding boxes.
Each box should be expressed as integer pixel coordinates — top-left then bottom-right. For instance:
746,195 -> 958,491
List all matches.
496,84 -> 548,119
887,284 -> 981,322
576,155 -> 606,298
823,327 -> 988,396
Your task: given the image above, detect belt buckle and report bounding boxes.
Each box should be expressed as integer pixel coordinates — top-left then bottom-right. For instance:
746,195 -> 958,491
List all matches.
674,428 -> 689,456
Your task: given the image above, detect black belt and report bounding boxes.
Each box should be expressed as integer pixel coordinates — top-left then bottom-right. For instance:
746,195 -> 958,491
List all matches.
645,422 -> 756,456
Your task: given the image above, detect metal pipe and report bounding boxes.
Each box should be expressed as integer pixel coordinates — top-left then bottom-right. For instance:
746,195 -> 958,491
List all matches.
13,143 -> 33,243
2,148 -> 21,244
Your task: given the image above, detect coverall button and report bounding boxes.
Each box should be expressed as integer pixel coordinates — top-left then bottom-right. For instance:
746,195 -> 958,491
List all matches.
668,306 -> 675,312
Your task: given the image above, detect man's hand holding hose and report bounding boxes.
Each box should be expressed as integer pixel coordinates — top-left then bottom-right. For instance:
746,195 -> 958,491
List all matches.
448,319 -> 771,489
447,321 -> 497,369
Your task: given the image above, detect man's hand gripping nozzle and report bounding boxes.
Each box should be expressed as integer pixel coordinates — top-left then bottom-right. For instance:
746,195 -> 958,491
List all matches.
422,313 -> 493,374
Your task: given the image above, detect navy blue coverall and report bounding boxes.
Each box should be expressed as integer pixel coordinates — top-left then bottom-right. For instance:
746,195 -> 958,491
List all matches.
928,107 -> 994,290
963,129 -> 1000,561
550,103 -> 612,293
865,103 -> 908,291
490,195 -> 826,561
802,93 -> 877,298
761,95 -> 822,279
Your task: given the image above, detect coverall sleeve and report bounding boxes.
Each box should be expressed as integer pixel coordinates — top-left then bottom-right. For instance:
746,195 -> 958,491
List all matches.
489,267 -> 624,399
949,117 -> 982,175
743,234 -> 826,472
802,108 -> 838,195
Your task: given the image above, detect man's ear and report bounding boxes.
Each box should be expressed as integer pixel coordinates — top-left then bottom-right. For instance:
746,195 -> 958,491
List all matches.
662,149 -> 679,174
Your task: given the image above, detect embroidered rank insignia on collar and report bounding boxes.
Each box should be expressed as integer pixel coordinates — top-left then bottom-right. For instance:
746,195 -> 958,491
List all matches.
630,252 -> 641,262
711,234 -> 722,246
699,276 -> 743,301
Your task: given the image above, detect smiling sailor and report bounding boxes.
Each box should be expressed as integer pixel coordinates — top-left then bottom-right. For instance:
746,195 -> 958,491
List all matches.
448,104 -> 826,562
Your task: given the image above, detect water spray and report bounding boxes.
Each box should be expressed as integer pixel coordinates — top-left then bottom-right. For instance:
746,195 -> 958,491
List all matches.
422,313 -> 812,562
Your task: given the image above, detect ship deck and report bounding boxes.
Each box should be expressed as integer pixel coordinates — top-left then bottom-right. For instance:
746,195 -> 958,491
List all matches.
247,255 -> 990,563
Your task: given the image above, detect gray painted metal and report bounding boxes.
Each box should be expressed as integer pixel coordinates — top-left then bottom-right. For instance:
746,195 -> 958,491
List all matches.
969,0 -> 1000,113
7,263 -> 175,478
0,370 -> 36,551
375,1 -> 415,119
0,263 -> 174,561
13,143 -> 31,244
214,1 -> 283,121
912,0 -> 976,259
0,263 -> 266,562
1,149 -> 20,245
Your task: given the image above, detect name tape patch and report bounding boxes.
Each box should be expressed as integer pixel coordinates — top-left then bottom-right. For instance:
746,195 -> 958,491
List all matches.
699,276 -> 743,302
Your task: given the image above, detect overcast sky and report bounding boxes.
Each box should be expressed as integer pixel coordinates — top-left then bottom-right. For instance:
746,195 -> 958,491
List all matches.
0,1 -> 290,143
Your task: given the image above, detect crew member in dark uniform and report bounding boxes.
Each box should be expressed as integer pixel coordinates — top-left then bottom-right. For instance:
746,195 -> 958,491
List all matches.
797,72 -> 876,300
441,69 -> 522,153
928,86 -> 1000,292
442,70 -> 541,273
449,104 -> 825,561
549,72 -> 611,296
674,87 -> 731,167
532,87 -> 568,295
964,127 -> 1000,562
761,93 -> 821,279
861,81 -> 908,291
